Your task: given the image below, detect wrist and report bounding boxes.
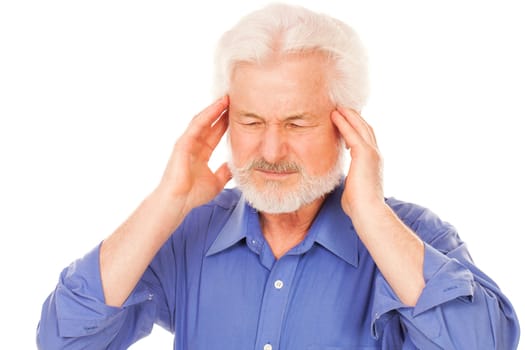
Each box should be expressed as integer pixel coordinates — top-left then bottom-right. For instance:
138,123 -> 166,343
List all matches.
344,196 -> 386,220
150,184 -> 192,221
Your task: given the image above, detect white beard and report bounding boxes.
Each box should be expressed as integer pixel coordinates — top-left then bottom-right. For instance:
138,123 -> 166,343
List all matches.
227,142 -> 346,214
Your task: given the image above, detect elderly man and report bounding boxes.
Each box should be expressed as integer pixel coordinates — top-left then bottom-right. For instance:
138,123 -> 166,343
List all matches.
37,4 -> 520,349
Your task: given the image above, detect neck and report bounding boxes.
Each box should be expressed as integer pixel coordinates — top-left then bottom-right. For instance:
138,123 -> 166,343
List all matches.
259,196 -> 325,259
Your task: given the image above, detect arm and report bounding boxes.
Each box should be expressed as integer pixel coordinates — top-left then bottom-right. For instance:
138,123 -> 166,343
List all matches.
331,107 -> 520,348
331,107 -> 424,306
101,96 -> 231,307
373,203 -> 520,349
37,96 -> 232,348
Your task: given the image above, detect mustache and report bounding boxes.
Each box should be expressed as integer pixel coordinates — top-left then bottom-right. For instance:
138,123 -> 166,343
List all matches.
240,159 -> 302,173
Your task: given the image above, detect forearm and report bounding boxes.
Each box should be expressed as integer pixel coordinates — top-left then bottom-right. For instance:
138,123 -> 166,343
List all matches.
37,244 -> 157,349
100,186 -> 188,307
373,242 -> 520,349
351,202 -> 425,306
36,189 -> 184,348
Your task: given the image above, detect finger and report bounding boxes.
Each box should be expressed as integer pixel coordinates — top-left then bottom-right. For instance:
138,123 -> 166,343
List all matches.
186,96 -> 229,136
206,109 -> 229,151
331,109 -> 365,149
214,162 -> 233,189
336,107 -> 377,146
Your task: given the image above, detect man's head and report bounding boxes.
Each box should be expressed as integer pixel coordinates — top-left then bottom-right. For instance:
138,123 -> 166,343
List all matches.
215,4 -> 369,213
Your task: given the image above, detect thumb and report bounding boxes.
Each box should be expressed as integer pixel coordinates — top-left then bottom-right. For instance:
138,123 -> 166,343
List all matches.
214,162 -> 233,189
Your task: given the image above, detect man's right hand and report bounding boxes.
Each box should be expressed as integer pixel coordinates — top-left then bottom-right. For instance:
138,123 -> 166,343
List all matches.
100,96 -> 231,307
158,95 -> 232,215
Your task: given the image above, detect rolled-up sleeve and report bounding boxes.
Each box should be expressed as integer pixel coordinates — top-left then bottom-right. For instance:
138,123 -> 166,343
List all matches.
371,200 -> 520,349
37,243 -> 159,349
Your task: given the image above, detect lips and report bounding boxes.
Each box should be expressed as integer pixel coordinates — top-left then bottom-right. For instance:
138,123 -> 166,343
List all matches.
255,168 -> 296,174
254,168 -> 298,181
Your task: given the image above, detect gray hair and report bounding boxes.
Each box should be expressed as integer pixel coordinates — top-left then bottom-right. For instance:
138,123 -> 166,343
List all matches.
213,3 -> 369,111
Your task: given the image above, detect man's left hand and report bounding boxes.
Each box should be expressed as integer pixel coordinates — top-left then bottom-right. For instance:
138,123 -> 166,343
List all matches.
331,107 -> 384,217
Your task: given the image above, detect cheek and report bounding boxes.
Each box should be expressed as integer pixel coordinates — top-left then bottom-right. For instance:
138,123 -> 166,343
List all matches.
294,132 -> 340,174
228,127 -> 260,164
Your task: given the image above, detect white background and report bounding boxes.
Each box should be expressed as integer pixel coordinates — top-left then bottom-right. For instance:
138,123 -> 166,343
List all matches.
1,1 -> 523,349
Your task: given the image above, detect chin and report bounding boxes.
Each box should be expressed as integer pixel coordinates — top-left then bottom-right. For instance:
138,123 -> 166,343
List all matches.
240,174 -> 339,214
228,149 -> 345,213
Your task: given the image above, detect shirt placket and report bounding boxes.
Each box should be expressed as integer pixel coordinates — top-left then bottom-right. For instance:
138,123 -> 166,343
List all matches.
254,254 -> 300,350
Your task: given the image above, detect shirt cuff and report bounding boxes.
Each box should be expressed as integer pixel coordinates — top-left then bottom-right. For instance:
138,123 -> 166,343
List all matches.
54,243 -> 154,337
413,242 -> 475,315
371,243 -> 475,339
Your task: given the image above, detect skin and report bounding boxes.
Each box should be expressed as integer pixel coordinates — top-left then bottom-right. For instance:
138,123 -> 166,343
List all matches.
228,53 -> 341,257
100,52 -> 425,309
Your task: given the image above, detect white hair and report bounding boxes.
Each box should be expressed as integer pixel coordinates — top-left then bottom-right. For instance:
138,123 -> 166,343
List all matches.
213,3 -> 369,111
227,140 -> 346,214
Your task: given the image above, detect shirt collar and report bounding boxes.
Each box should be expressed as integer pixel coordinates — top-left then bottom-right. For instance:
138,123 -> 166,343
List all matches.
206,183 -> 359,267
309,184 -> 358,267
206,196 -> 252,256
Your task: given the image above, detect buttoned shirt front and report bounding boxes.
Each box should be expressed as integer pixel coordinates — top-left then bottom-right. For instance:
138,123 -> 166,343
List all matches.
37,184 -> 520,349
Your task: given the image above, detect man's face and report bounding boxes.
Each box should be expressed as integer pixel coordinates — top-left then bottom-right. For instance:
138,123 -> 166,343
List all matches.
228,52 -> 344,213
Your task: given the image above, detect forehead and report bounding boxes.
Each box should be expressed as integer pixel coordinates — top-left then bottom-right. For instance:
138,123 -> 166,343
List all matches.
229,53 -> 334,117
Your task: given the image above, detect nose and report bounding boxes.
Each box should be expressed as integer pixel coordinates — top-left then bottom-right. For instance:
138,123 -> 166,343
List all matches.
260,124 -> 288,163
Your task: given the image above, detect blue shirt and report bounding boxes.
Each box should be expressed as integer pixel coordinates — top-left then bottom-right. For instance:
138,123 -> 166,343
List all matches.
37,184 -> 520,349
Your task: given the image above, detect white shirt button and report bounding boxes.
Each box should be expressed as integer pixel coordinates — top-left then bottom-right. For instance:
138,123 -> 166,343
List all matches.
274,280 -> 284,289
263,344 -> 273,350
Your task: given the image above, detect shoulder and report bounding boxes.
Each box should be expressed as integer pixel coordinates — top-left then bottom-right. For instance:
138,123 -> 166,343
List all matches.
206,187 -> 243,210
385,197 -> 460,246
184,188 -> 242,218
176,188 -> 243,239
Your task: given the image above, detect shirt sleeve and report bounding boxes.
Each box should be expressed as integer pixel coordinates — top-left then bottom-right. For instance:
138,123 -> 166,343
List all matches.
36,243 -> 163,350
371,201 -> 520,349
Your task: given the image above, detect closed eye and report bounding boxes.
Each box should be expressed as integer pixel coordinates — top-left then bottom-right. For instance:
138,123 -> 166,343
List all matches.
284,115 -> 318,130
242,121 -> 263,127
287,122 -> 305,128
285,120 -> 317,130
